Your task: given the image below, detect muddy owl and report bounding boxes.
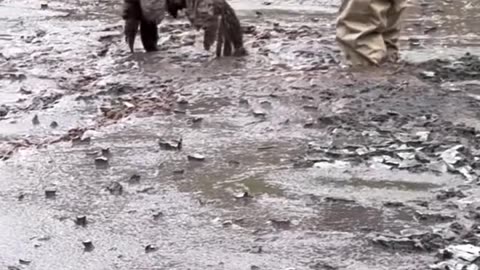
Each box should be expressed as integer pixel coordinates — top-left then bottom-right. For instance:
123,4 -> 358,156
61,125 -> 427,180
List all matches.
122,0 -> 247,57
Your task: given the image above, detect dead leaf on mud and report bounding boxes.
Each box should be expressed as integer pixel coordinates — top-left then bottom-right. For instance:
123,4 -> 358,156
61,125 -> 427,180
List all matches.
258,145 -> 276,151
383,201 -> 405,208
137,187 -> 155,194
187,116 -> 203,126
187,154 -> 205,161
145,244 -> 158,253
0,105 -> 8,117
106,181 -> 123,195
268,219 -> 291,230
414,211 -> 456,223
173,169 -> 185,174
309,262 -> 338,270
252,109 -> 267,117
440,145 -> 464,165
94,156 -> 109,168
18,259 -> 31,265
153,212 -> 164,221
32,114 -> 40,125
50,121 -> 58,128
159,138 -> 182,151
128,174 -> 141,184
82,240 -> 94,252
75,215 -> 87,226
371,231 -> 445,251
431,244 -> 480,270
436,188 -> 467,201
324,197 -> 355,204
45,188 -> 56,199
248,245 -> 263,254
233,191 -> 253,200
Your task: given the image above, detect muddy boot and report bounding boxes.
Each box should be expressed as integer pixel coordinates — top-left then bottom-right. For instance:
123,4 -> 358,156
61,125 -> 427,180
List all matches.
336,0 -> 394,66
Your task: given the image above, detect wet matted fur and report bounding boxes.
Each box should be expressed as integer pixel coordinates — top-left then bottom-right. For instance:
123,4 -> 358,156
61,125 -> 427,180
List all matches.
122,0 -> 246,56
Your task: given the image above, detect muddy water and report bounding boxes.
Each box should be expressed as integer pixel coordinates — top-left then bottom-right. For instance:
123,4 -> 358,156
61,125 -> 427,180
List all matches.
1,0 -> 480,269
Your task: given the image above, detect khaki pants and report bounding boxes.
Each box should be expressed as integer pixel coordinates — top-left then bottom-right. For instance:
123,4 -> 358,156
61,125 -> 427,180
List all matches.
336,0 -> 407,66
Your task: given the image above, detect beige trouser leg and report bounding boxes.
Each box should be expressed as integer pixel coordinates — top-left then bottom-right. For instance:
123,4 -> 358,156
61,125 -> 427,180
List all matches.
336,0 -> 406,66
383,0 -> 407,60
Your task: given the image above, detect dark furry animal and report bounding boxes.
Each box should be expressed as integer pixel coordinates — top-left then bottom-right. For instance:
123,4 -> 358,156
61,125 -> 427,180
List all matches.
122,0 -> 166,53
188,0 -> 247,57
166,0 -> 187,18
122,0 -> 246,57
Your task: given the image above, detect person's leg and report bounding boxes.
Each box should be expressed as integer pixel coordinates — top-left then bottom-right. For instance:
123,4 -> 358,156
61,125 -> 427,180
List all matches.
336,0 -> 391,66
382,0 -> 408,62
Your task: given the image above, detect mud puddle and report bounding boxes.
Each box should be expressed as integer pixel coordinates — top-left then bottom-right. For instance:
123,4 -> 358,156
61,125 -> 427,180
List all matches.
1,0 -> 480,269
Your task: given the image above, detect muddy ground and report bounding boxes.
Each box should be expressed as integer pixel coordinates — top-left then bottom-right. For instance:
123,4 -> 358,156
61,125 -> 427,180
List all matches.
1,0 -> 480,269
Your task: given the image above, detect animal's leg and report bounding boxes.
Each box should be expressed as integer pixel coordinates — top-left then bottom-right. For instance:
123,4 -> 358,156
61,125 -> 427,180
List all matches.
218,0 -> 247,56
122,0 -> 142,53
203,16 -> 219,51
140,18 -> 159,52
219,15 -> 233,56
215,16 -> 224,57
125,20 -> 140,53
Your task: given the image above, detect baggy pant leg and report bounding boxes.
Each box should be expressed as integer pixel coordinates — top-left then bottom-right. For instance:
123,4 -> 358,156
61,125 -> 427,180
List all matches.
383,0 -> 408,60
336,0 -> 392,66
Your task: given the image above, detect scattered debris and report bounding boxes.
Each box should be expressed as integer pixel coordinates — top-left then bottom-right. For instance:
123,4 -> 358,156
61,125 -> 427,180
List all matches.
106,181 -> 123,195
415,211 -> 456,223
32,115 -> 40,125
371,231 -> 445,251
383,201 -> 405,208
187,153 -> 205,161
0,105 -> 8,117
431,244 -> 480,270
128,174 -> 141,184
159,138 -> 182,151
173,169 -> 185,174
18,259 -> 31,265
75,215 -> 87,226
248,245 -> 263,254
82,240 -> 94,252
45,188 -> 56,199
252,109 -> 267,117
437,188 -> 467,201
145,244 -> 158,253
153,212 -> 164,221
269,219 -> 292,230
94,156 -> 109,167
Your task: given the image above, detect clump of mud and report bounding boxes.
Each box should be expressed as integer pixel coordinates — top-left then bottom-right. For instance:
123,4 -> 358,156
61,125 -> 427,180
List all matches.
417,53 -> 480,83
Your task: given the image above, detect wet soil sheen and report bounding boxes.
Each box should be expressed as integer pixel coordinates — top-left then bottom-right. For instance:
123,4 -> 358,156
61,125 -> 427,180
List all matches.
1,0 -> 480,269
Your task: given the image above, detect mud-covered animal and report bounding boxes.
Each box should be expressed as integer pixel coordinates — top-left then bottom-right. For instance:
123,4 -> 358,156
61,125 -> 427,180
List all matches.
122,0 -> 169,52
188,0 -> 247,57
121,0 -> 246,57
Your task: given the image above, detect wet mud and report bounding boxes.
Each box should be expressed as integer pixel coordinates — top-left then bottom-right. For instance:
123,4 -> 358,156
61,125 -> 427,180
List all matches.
1,0 -> 480,269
